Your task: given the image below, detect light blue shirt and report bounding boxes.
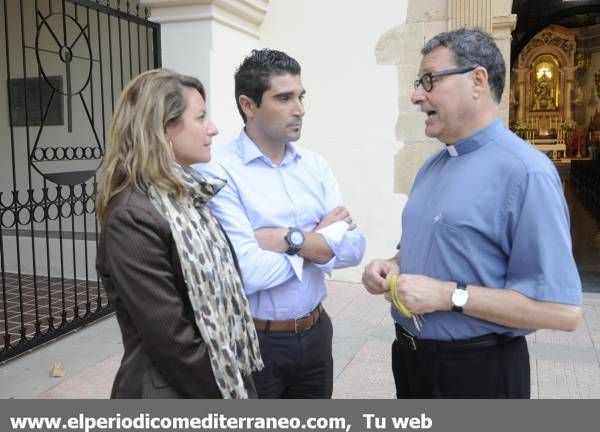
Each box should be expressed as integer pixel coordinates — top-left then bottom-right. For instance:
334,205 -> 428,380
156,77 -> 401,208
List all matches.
396,118 -> 582,340
197,129 -> 366,320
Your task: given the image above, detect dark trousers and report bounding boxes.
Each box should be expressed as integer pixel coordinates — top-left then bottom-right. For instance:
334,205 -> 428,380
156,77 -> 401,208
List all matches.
391,330 -> 530,398
252,311 -> 333,398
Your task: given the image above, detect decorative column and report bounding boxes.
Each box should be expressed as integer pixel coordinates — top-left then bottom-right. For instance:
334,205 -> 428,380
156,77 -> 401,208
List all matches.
447,0 -> 517,124
375,0 -> 516,194
449,0 -> 492,32
514,67 -> 528,123
492,13 -> 517,125
564,66 -> 577,122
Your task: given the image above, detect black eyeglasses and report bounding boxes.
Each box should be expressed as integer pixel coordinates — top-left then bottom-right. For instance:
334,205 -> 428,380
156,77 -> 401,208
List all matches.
413,65 -> 478,92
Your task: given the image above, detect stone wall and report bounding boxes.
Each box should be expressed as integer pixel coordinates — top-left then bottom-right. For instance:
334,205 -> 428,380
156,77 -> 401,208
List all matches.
376,0 -> 516,194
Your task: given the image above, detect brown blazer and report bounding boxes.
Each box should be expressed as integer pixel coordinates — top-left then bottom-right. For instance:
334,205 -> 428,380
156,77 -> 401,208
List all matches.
97,186 -> 255,398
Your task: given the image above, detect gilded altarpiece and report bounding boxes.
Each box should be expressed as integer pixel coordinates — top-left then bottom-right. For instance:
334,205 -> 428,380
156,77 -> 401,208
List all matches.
512,26 -> 578,159
531,55 -> 560,113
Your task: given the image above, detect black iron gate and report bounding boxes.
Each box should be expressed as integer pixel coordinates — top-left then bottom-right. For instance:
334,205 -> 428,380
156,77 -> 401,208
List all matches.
0,0 -> 160,362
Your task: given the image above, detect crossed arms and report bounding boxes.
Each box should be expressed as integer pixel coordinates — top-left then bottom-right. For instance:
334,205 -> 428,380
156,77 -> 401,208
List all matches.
201,160 -> 365,295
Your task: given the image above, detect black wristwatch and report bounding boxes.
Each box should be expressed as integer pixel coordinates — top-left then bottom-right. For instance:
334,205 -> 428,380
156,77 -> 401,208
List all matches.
284,227 -> 305,255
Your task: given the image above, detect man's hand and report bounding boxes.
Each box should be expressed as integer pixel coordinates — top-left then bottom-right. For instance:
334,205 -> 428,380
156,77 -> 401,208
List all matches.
315,206 -> 356,231
382,274 -> 583,332
383,273 -> 454,314
254,227 -> 288,252
362,256 -> 400,295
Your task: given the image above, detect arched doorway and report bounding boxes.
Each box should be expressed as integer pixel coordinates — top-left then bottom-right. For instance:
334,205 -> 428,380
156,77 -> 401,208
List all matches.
510,0 -> 600,293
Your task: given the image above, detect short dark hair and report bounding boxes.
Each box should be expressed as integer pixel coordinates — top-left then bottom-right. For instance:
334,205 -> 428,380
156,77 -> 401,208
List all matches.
234,49 -> 301,122
422,28 -> 505,103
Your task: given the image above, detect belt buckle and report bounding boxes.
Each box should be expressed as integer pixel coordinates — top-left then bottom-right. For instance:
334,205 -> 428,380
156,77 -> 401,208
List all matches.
294,312 -> 311,333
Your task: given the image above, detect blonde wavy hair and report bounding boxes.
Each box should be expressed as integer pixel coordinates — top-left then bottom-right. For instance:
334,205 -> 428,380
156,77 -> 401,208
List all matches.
96,69 -> 205,223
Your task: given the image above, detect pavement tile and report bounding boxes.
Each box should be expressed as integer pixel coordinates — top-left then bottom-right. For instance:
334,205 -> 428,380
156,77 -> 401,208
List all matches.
530,360 -> 539,399
323,280 -> 359,318
535,359 -> 600,399
333,339 -> 395,399
1,283 -> 599,399
534,324 -> 591,347
38,353 -> 120,399
583,302 -> 600,350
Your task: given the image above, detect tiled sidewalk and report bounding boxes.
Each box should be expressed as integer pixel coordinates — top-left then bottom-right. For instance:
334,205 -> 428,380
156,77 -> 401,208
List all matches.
1,280 -> 599,399
327,281 -> 600,399
1,272 -> 105,339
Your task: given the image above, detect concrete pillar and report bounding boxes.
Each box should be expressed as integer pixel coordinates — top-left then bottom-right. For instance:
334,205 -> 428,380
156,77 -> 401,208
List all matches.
140,0 -> 269,146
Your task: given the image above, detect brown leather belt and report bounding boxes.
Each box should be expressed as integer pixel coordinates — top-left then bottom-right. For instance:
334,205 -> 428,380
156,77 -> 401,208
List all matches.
253,304 -> 324,333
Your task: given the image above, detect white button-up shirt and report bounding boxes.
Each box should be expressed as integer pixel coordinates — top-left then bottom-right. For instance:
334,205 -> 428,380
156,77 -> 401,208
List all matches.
196,129 -> 366,320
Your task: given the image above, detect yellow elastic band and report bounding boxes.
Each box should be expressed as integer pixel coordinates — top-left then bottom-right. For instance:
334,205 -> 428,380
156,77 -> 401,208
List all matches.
388,274 -> 413,318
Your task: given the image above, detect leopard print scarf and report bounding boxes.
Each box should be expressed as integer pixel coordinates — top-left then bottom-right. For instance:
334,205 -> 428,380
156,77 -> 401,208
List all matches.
148,164 -> 263,398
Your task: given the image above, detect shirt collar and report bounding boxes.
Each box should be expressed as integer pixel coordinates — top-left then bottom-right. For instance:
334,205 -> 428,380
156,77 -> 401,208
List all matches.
238,128 -> 301,166
445,117 -> 502,157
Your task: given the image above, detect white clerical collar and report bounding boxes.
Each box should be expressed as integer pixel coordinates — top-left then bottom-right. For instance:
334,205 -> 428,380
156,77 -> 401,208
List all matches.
444,118 -> 502,157
446,145 -> 459,157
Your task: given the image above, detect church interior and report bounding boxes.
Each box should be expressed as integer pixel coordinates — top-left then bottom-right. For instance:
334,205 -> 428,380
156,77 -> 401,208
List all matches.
510,0 -> 600,291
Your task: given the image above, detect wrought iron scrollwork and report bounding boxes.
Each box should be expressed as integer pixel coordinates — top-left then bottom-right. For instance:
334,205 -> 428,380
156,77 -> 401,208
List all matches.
0,183 -> 97,229
1,0 -> 160,363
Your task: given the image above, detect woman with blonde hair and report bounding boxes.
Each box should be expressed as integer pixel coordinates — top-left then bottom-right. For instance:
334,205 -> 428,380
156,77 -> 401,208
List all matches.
96,69 -> 263,398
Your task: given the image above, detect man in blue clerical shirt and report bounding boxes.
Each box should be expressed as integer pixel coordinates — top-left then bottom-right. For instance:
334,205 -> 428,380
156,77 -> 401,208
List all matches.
197,49 -> 366,398
362,29 -> 582,398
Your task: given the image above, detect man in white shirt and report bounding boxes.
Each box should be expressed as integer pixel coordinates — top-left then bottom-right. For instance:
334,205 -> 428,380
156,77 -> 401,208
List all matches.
198,49 -> 365,398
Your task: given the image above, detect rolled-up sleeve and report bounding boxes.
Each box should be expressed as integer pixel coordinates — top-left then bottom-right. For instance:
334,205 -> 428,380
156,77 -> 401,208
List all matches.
312,157 -> 366,275
313,222 -> 366,275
